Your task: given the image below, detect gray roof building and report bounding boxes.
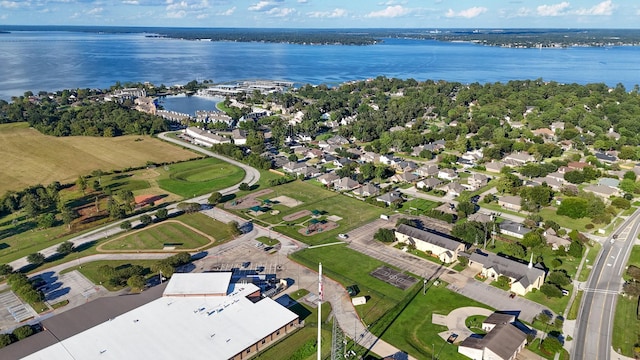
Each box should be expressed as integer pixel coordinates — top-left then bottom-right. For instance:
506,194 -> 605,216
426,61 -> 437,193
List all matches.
395,224 -> 465,252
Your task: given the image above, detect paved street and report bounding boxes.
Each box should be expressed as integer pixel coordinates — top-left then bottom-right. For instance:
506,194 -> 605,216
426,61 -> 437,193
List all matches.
572,208 -> 640,360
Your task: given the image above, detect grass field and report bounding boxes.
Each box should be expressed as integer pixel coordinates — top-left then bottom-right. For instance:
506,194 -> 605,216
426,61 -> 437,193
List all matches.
379,282 -> 492,360
291,245 -> 411,325
567,290 -> 583,320
157,157 -> 245,198
579,244 -> 600,282
100,221 -> 213,251
538,208 -> 603,232
240,181 -> 386,245
0,122 -> 198,194
613,245 -> 640,357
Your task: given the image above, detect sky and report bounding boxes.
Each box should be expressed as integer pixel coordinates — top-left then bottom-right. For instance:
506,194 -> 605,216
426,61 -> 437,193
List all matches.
0,0 -> 639,28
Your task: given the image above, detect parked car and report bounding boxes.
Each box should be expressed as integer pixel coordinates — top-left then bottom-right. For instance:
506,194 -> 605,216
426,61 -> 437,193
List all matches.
509,292 -> 516,299
338,233 -> 349,239
447,333 -> 458,343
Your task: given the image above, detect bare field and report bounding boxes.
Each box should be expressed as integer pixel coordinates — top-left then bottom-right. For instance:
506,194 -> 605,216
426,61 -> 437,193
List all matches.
0,123 -> 197,193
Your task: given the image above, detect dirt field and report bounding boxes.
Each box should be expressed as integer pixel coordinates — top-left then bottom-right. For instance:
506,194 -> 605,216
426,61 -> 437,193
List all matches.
282,210 -> 311,222
0,122 -> 197,193
224,189 -> 273,210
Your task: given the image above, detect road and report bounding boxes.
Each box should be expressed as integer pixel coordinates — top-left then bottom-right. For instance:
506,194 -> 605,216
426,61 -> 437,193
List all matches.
572,208 -> 640,360
8,132 -> 260,271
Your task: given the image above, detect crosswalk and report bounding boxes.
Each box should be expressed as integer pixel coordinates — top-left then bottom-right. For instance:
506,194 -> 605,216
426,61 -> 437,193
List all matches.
0,290 -> 36,323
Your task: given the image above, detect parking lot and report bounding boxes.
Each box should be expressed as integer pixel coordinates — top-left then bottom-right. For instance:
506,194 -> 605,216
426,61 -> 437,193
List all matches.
0,290 -> 36,330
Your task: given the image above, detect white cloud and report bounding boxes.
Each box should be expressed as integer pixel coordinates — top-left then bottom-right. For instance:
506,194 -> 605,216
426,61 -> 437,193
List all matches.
308,8 -> 346,18
266,7 -> 295,17
248,1 -> 274,11
86,7 -> 104,15
122,0 -> 139,4
537,2 -> 570,16
574,0 -> 614,16
365,5 -> 410,18
0,1 -> 21,8
166,0 -> 187,11
217,6 -> 235,16
196,13 -> 207,19
166,9 -> 186,18
445,6 -> 487,18
297,0 -> 307,3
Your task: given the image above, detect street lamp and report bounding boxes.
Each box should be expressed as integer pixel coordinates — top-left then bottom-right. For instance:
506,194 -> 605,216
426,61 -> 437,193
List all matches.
423,278 -> 427,295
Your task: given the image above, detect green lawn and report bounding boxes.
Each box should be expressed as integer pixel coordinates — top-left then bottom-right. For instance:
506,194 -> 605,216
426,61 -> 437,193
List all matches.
257,236 -> 280,247
380,282 -> 492,360
613,245 -> 640,357
538,208 -> 603,232
101,222 -> 212,251
401,198 -> 440,215
578,243 -> 600,282
524,285 -> 572,316
527,339 -> 570,360
291,245 -> 410,325
241,180 -> 386,245
157,158 -> 245,198
177,213 -> 235,243
567,290 -> 583,320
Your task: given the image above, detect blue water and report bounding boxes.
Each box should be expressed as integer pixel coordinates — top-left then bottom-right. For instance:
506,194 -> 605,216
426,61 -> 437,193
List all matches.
0,31 -> 639,100
158,94 -> 220,116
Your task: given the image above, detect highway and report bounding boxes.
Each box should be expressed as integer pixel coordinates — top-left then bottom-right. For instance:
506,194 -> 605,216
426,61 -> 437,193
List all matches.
572,208 -> 640,360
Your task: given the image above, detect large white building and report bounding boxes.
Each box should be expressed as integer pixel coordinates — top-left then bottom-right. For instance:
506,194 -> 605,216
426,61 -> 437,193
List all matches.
20,273 -> 299,360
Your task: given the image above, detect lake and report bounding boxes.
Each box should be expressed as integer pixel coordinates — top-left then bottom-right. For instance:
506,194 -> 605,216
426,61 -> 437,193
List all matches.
1,30 -> 639,100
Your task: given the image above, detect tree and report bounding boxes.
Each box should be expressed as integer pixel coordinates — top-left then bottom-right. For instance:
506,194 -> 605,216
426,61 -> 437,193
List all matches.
457,201 -> 476,218
521,231 -> 545,248
12,325 -> 34,340
620,179 -> 637,194
611,197 -> 631,210
27,252 -> 45,266
208,192 -> 223,205
60,205 -> 77,230
564,170 -> 585,184
0,264 -> 13,276
228,220 -> 241,236
568,241 -> 584,258
120,220 -> 132,231
496,173 -> 522,194
374,228 -> 396,243
37,213 -> 56,228
127,275 -> 146,291
0,333 -> 15,348
624,171 -> 637,181
557,197 -> 588,219
496,275 -> 510,289
155,208 -> 168,221
139,214 -> 152,226
76,176 -> 87,195
56,241 -> 74,255
547,270 -> 571,287
541,283 -> 563,298
177,202 -> 201,213
239,182 -> 250,191
541,336 -> 563,354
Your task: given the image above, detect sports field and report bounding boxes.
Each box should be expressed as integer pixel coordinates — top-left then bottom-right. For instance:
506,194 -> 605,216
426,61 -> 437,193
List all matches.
99,220 -> 215,251
157,158 -> 245,198
0,122 -> 197,194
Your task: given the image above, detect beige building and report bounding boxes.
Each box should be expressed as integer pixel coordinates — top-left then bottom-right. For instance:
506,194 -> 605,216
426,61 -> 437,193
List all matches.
468,251 -> 545,295
458,312 -> 529,360
394,224 -> 466,263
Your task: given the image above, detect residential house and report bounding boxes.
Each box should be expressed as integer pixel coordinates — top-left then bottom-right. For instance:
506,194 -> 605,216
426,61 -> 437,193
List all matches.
468,250 -> 546,295
567,161 -> 590,171
416,178 -> 442,190
498,196 -> 522,211
458,312 -> 529,360
353,183 -> 380,197
532,128 -> 556,140
434,202 -> 458,216
462,149 -> 484,163
184,127 -> 231,146
317,173 -> 340,186
361,152 -> 380,164
598,177 -> 620,188
306,148 -> 324,159
551,121 -> 565,132
293,146 -> 311,156
595,152 -> 618,163
485,161 -> 506,174
546,172 -> 566,183
530,177 -> 564,191
583,184 -> 620,199
441,182 -> 466,197
326,135 -> 350,146
231,129 -> 248,145
543,228 -> 571,251
333,157 -> 353,168
394,224 -> 466,264
503,152 -> 535,166
606,127 -> 621,141
376,191 -> 403,206
498,220 -> 531,239
438,169 -> 458,181
468,213 -> 493,224
333,177 -> 360,192
467,173 -> 489,191
391,172 -> 419,184
282,161 -> 307,174
415,165 -> 439,178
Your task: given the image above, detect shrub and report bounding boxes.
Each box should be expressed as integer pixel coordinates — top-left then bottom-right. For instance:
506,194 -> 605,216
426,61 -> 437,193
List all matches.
26,253 -> 45,266
12,325 -> 34,340
585,223 -> 594,229
374,228 -> 395,243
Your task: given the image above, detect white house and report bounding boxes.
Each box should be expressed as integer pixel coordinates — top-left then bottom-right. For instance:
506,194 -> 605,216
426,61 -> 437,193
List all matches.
395,224 -> 466,263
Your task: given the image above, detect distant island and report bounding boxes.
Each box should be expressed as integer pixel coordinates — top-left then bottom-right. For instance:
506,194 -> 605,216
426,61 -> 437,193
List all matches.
2,26 -> 640,47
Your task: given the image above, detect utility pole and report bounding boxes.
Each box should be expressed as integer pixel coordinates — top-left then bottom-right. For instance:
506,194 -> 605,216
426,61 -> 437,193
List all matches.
317,263 -> 323,360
